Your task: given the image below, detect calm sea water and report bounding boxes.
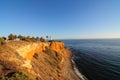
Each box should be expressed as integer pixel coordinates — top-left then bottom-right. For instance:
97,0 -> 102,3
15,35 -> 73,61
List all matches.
62,39 -> 120,80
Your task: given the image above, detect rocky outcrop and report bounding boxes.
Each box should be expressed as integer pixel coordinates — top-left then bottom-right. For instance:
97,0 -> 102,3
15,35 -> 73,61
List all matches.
14,42 -> 67,69
16,42 -> 66,60
0,41 -> 81,80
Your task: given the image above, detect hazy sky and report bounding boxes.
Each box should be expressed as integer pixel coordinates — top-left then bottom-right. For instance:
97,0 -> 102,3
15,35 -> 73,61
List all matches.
0,0 -> 120,39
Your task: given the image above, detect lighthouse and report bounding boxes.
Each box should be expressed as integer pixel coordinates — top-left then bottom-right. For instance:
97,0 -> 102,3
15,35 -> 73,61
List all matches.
50,36 -> 52,40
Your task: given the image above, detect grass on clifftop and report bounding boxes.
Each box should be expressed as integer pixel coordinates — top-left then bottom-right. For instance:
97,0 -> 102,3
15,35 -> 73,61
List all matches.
0,71 -> 34,80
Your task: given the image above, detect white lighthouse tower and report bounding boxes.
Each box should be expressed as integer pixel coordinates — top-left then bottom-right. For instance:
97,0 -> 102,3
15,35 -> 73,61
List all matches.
50,36 -> 52,40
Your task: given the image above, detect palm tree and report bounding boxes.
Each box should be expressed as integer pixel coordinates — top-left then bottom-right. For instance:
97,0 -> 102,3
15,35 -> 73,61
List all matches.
8,34 -> 16,40
18,35 -> 23,40
46,36 -> 48,41
31,37 -> 36,42
25,36 -> 30,41
36,37 -> 40,42
40,37 -> 45,42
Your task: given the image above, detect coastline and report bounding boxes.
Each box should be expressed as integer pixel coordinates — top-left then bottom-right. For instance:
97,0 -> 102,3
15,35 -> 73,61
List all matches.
71,58 -> 88,80
60,50 -> 84,80
0,41 -> 87,80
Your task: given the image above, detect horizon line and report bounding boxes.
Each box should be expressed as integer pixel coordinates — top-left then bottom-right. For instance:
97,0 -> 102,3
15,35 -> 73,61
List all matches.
56,37 -> 120,40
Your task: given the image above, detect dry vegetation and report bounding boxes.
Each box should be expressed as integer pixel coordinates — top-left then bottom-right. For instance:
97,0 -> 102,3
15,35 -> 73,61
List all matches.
0,41 -> 63,80
0,38 -> 81,80
31,50 -> 62,80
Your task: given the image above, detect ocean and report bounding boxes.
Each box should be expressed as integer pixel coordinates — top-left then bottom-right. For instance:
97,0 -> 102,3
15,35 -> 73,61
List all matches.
62,39 -> 120,80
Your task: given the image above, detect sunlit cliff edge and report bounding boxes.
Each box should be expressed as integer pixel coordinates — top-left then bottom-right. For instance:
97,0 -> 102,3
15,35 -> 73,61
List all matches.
0,41 -> 81,80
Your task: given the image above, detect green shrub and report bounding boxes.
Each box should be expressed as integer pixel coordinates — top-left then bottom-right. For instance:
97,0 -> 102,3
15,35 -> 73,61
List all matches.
33,53 -> 38,59
0,37 -> 6,45
0,71 -> 34,80
44,58 -> 57,67
44,47 -> 53,54
48,40 -> 55,42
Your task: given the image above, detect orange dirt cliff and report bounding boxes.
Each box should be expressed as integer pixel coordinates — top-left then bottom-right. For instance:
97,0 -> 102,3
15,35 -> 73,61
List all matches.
0,41 -> 82,80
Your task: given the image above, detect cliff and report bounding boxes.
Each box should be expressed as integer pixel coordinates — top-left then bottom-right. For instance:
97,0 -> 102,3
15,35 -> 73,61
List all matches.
0,41 -> 81,80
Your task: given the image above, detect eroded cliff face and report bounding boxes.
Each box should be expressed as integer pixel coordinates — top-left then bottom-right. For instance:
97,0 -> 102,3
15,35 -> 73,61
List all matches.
0,41 -> 70,80
15,42 -> 67,69
16,42 -> 66,60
